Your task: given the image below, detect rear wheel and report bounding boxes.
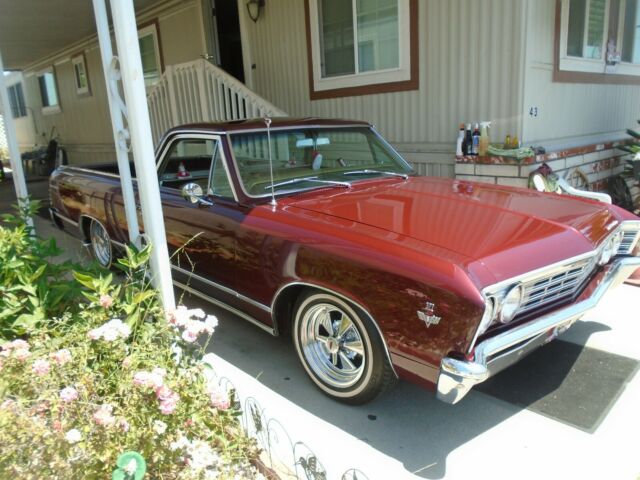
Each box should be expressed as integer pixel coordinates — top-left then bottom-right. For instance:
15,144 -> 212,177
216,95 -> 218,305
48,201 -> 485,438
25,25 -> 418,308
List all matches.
89,220 -> 112,268
292,290 -> 396,404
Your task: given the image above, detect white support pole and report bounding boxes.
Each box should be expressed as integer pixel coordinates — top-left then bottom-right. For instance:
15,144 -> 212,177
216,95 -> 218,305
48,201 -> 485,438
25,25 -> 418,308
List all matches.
110,0 -> 175,312
92,0 -> 139,246
0,50 -> 33,229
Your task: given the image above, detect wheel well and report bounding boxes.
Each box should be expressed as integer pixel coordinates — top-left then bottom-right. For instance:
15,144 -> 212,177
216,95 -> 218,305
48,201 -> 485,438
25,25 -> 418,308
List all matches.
272,284 -> 376,338
79,216 -> 93,243
272,285 -> 307,336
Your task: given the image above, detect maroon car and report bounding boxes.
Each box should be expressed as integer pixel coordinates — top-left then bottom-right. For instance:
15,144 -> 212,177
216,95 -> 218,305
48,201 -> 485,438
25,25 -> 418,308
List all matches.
49,118 -> 640,404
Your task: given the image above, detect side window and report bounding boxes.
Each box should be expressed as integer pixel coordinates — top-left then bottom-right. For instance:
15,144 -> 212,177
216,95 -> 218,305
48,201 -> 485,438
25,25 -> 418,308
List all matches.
208,144 -> 234,199
158,138 -> 216,191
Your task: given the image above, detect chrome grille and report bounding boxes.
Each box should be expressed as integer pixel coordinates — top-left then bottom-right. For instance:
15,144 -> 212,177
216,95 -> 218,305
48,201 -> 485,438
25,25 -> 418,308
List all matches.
517,256 -> 597,315
617,231 -> 639,255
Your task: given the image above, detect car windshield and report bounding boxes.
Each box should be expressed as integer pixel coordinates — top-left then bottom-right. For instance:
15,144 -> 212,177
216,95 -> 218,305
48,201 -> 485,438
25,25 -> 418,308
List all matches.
229,127 -> 413,196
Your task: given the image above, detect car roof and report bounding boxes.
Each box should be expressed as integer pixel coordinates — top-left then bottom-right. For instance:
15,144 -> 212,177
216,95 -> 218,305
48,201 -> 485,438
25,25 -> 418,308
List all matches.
166,117 -> 372,135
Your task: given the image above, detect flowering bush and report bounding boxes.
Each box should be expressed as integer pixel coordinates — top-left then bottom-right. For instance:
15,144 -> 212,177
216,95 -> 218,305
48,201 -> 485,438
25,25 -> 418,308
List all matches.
0,220 -> 261,478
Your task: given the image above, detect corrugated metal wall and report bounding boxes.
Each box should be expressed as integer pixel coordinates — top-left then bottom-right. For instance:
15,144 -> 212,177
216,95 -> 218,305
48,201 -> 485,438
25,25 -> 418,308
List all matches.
522,0 -> 640,146
245,0 -> 527,177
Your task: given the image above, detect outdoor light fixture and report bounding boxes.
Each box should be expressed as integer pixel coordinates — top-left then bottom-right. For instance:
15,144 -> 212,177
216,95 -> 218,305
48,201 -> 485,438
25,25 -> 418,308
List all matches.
246,0 -> 265,23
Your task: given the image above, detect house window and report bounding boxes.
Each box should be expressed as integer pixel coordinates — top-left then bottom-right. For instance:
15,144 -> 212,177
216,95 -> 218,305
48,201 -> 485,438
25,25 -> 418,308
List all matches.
7,83 -> 27,119
138,23 -> 163,87
306,0 -> 417,99
556,0 -> 640,81
37,68 -> 60,114
72,54 -> 91,96
618,0 -> 640,72
560,0 -> 610,73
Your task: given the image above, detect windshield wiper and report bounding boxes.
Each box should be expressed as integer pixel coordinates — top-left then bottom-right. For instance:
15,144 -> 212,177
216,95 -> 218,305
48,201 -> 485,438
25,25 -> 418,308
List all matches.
265,176 -> 351,191
343,169 -> 409,180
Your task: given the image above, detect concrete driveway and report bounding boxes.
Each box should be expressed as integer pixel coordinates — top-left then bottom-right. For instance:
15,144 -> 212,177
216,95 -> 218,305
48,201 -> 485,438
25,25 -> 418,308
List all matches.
2,178 -> 639,479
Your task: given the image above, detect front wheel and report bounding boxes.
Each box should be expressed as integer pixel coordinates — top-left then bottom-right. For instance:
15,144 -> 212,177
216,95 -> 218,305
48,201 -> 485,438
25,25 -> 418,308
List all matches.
292,291 -> 396,404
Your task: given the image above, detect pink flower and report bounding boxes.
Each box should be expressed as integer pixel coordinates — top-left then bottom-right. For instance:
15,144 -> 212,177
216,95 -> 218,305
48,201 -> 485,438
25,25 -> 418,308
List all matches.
99,294 -> 114,309
87,329 -> 101,341
2,339 -> 29,351
181,329 -> 199,343
158,390 -> 179,415
52,420 -> 63,432
167,305 -> 188,327
209,389 -> 230,410
14,348 -> 30,362
50,348 -> 72,366
60,387 -> 79,403
32,359 -> 51,376
122,356 -> 132,368
0,399 -> 16,411
93,404 -> 116,427
133,370 -> 164,389
118,418 -> 130,432
155,385 -> 173,400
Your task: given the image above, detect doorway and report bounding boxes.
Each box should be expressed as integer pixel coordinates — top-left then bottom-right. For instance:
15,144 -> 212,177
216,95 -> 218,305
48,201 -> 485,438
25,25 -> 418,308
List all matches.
206,0 -> 245,83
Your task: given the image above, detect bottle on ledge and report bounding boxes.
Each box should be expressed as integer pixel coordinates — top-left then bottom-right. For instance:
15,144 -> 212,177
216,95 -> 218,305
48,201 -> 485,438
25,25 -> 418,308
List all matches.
463,124 -> 473,156
456,123 -> 465,157
472,123 -> 480,156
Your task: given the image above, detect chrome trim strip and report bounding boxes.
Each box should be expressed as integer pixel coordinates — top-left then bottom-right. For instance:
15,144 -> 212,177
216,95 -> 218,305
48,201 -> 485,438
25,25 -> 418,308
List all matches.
271,281 -> 398,380
50,209 -> 78,227
173,280 -> 276,335
59,165 -> 124,181
438,255 -> 640,404
170,264 -> 271,313
111,239 -> 126,249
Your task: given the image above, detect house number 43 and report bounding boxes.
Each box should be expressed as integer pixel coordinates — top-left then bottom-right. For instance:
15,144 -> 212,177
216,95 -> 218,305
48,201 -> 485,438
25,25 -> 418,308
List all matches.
529,107 -> 539,117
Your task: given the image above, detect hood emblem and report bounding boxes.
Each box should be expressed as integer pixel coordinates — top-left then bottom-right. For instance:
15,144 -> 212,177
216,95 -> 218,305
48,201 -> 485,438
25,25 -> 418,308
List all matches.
417,302 -> 441,328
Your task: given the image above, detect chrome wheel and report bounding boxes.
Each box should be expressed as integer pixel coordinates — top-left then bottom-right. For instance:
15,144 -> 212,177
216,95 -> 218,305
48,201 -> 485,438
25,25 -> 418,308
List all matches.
299,303 -> 366,389
90,220 -> 112,268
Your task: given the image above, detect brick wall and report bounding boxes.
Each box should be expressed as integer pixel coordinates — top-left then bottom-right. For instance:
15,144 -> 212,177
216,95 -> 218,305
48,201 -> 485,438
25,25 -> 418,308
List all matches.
454,140 -> 632,192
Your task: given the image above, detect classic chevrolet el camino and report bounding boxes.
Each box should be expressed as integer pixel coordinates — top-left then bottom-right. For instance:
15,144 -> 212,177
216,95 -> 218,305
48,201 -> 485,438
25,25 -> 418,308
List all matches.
49,118 -> 640,404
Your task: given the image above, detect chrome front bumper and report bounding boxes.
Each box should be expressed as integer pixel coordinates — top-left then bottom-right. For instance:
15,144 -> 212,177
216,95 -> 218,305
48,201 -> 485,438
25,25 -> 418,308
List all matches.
437,256 -> 640,404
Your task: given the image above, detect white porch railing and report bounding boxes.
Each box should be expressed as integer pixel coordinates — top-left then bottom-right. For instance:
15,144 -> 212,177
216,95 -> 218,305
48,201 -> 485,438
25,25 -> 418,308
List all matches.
147,59 -> 287,143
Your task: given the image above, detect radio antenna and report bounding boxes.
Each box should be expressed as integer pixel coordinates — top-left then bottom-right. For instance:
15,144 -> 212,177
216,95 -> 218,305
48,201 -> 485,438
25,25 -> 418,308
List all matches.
265,117 -> 277,208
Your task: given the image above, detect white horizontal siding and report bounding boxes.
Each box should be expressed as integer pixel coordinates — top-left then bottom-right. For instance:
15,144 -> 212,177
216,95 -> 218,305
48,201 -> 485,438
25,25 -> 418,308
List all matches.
522,0 -> 640,146
244,0 -> 527,177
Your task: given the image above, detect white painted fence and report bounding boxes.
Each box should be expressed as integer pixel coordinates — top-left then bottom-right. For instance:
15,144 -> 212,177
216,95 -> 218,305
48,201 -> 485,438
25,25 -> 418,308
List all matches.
147,59 -> 287,143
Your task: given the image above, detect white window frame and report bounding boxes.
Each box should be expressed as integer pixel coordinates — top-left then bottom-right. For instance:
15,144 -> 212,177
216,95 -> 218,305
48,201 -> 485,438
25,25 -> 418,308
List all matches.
559,0 -> 610,73
308,0 -> 411,92
36,67 -> 61,115
137,24 -> 162,88
616,0 -> 640,75
71,53 -> 91,96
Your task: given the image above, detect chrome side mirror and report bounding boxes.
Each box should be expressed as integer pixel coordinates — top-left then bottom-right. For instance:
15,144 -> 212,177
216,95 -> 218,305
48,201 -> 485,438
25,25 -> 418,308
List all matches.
181,183 -> 213,206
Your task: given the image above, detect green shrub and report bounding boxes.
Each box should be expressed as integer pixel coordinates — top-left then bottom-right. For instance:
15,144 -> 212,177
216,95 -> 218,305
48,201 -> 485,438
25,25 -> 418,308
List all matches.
0,211 -> 261,479
0,200 -> 87,339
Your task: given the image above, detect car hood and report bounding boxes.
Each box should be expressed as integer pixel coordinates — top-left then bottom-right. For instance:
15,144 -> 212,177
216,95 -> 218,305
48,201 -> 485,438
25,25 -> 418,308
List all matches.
286,176 -> 624,287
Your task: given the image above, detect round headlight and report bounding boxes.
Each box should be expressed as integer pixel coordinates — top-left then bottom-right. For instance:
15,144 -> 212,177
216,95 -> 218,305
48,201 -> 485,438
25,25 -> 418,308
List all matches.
499,285 -> 523,324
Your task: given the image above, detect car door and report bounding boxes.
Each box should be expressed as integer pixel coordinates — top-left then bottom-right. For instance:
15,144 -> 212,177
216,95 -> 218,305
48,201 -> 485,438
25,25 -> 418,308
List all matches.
155,134 -> 241,308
